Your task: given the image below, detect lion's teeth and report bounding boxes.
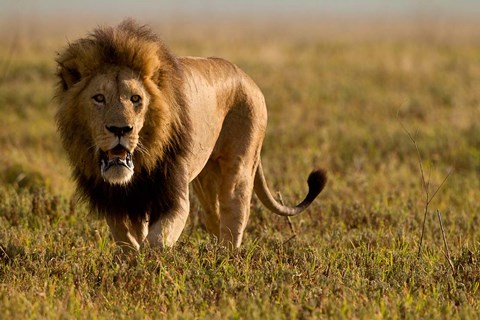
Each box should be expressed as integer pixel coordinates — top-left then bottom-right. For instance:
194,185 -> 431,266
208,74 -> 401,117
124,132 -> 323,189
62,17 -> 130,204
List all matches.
99,148 -> 134,173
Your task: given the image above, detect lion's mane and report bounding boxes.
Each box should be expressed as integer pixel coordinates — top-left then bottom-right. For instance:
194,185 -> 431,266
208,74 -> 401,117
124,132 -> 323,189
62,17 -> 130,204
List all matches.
55,20 -> 191,224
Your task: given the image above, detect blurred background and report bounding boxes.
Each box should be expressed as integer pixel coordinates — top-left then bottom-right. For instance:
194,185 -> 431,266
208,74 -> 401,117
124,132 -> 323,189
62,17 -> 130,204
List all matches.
2,0 -> 480,21
2,0 -> 480,39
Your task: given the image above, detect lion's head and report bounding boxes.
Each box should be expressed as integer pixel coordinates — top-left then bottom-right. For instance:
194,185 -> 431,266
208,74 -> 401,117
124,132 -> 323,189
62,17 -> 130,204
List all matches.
55,20 -> 187,188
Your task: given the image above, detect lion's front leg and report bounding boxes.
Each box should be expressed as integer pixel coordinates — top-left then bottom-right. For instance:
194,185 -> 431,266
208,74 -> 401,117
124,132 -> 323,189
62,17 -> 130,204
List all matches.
106,215 -> 148,252
146,185 -> 190,248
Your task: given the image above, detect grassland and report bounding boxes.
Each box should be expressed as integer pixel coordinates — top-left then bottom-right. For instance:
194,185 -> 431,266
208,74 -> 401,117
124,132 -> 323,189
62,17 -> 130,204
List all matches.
1,19 -> 480,319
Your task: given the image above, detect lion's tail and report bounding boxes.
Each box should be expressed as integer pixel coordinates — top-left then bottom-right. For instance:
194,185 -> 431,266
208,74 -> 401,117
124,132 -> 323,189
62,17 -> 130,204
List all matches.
254,161 -> 327,217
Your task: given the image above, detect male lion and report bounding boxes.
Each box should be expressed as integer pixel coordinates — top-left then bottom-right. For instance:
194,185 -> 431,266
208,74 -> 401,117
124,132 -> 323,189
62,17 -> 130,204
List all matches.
55,20 -> 326,250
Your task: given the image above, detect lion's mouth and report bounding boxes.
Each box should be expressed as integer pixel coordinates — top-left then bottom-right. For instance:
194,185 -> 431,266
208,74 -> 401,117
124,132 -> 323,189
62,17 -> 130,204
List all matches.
100,144 -> 134,173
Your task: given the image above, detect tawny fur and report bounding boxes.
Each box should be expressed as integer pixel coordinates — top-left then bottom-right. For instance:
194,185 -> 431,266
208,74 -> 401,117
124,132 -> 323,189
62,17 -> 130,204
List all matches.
55,19 -> 326,251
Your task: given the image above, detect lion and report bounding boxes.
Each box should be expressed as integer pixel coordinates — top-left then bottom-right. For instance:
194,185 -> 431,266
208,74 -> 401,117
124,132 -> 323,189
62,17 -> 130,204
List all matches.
55,20 -> 327,251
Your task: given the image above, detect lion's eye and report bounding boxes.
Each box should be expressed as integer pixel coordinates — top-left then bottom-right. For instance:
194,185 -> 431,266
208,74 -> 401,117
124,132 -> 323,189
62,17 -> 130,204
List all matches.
131,95 -> 141,103
92,94 -> 105,104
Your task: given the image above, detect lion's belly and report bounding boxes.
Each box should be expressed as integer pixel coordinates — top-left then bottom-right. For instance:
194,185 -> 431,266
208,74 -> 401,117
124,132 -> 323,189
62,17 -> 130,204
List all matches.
185,85 -> 227,182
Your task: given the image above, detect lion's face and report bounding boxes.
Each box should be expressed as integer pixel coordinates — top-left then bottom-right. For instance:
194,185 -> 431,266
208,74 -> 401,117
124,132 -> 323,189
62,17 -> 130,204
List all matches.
79,67 -> 150,185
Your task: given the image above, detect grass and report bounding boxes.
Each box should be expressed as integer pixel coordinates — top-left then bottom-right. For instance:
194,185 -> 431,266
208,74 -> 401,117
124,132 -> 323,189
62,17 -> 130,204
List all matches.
1,19 -> 480,318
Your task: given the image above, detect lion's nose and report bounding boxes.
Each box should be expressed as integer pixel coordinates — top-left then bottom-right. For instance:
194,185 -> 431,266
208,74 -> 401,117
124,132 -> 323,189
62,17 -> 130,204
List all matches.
106,125 -> 133,137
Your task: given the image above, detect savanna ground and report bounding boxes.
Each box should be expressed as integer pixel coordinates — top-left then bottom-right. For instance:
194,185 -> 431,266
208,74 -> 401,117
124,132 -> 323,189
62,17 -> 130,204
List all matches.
0,17 -> 479,319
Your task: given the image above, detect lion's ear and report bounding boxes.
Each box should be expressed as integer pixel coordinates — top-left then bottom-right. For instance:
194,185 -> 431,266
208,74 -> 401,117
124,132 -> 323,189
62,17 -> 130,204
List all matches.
150,67 -> 162,85
57,59 -> 81,90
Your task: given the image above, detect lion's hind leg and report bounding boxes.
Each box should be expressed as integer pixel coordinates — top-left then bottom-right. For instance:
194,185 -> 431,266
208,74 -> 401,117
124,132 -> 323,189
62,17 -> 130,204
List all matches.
217,158 -> 257,249
192,160 -> 221,237
192,157 -> 257,249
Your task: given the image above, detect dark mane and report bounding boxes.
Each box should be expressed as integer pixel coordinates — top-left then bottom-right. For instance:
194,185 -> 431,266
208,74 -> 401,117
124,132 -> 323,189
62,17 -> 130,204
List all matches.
74,117 -> 190,225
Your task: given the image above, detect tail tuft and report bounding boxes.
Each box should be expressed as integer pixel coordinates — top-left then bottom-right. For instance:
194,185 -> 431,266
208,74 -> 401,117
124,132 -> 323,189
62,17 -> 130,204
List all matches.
306,169 -> 327,202
254,162 -> 327,217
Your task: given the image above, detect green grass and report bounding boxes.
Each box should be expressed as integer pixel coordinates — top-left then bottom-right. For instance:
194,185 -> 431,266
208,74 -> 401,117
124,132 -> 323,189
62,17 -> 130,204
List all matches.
1,21 -> 480,319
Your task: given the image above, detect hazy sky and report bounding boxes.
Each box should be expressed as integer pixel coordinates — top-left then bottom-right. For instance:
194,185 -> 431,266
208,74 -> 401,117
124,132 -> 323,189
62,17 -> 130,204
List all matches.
2,0 -> 480,21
